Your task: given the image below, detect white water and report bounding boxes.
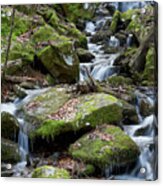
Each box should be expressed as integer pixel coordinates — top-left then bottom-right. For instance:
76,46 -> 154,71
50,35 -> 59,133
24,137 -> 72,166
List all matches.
114,91 -> 157,181
126,34 -> 133,47
80,17 -> 120,82
109,36 -> 120,48
1,88 -> 49,176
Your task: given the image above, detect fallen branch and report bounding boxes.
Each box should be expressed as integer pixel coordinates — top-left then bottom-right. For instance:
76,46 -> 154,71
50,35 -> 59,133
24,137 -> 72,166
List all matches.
5,75 -> 37,83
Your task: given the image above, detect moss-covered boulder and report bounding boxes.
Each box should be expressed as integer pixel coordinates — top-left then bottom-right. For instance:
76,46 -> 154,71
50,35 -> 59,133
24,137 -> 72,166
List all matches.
1,138 -> 21,164
142,47 -> 155,86
69,125 -> 140,169
32,166 -> 71,178
77,48 -> 95,62
37,39 -> 79,83
1,112 -> 19,141
23,88 -> 123,140
110,10 -> 121,33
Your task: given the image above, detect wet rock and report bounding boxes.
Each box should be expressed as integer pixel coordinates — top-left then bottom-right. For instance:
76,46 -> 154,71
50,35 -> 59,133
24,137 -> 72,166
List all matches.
32,166 -> 71,178
139,98 -> 154,117
1,138 -> 21,164
1,111 -> 19,141
77,48 -> 95,62
13,84 -> 27,98
122,103 -> 139,124
115,31 -> 127,46
90,30 -> 112,43
19,82 -> 36,89
69,124 -> 140,169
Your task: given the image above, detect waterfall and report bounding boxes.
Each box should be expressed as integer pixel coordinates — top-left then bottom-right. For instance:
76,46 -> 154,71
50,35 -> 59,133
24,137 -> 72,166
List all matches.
126,34 -> 133,47
18,118 -> 29,162
85,21 -> 96,34
119,91 -> 157,181
109,36 -> 120,48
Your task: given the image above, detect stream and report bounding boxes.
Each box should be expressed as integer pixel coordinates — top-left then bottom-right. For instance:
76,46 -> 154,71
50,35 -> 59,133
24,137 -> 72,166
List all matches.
1,2 -> 157,180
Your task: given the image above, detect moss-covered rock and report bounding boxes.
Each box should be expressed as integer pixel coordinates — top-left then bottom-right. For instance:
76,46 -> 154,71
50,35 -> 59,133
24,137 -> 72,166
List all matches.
9,40 -> 35,63
37,39 -> 79,83
32,166 -> 71,178
1,112 -> 19,141
24,87 -> 71,122
69,124 -> 139,169
24,89 -> 123,140
108,75 -> 133,87
110,10 -> 121,33
1,138 -> 21,164
142,47 -> 155,85
77,48 -> 95,62
126,5 -> 155,41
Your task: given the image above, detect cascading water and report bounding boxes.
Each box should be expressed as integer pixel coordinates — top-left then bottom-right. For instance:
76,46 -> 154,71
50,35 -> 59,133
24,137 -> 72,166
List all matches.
80,16 -> 120,82
113,91 -> 157,181
1,88 -> 49,176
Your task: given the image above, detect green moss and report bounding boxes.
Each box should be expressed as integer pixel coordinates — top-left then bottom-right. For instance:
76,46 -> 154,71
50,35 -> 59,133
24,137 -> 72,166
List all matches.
1,8 -> 31,38
69,125 -> 139,168
142,47 -> 155,84
124,47 -> 138,57
81,164 -> 95,176
1,112 -> 19,141
108,75 -> 133,87
59,4 -> 95,23
9,41 -> 35,62
121,9 -> 140,21
1,138 -> 21,164
32,24 -> 56,43
32,166 -> 71,178
110,10 -> 121,33
30,93 -> 123,140
31,120 -> 70,140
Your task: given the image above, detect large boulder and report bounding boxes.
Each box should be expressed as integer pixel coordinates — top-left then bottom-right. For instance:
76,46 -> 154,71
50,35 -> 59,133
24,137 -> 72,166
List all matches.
1,138 -> 21,164
37,40 -> 79,83
1,111 -> 19,141
69,125 -> 140,169
23,88 -> 123,140
32,166 -> 71,178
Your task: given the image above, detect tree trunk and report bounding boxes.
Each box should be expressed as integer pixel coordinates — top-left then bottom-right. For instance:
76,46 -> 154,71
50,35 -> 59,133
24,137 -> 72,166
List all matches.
2,7 -> 16,80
